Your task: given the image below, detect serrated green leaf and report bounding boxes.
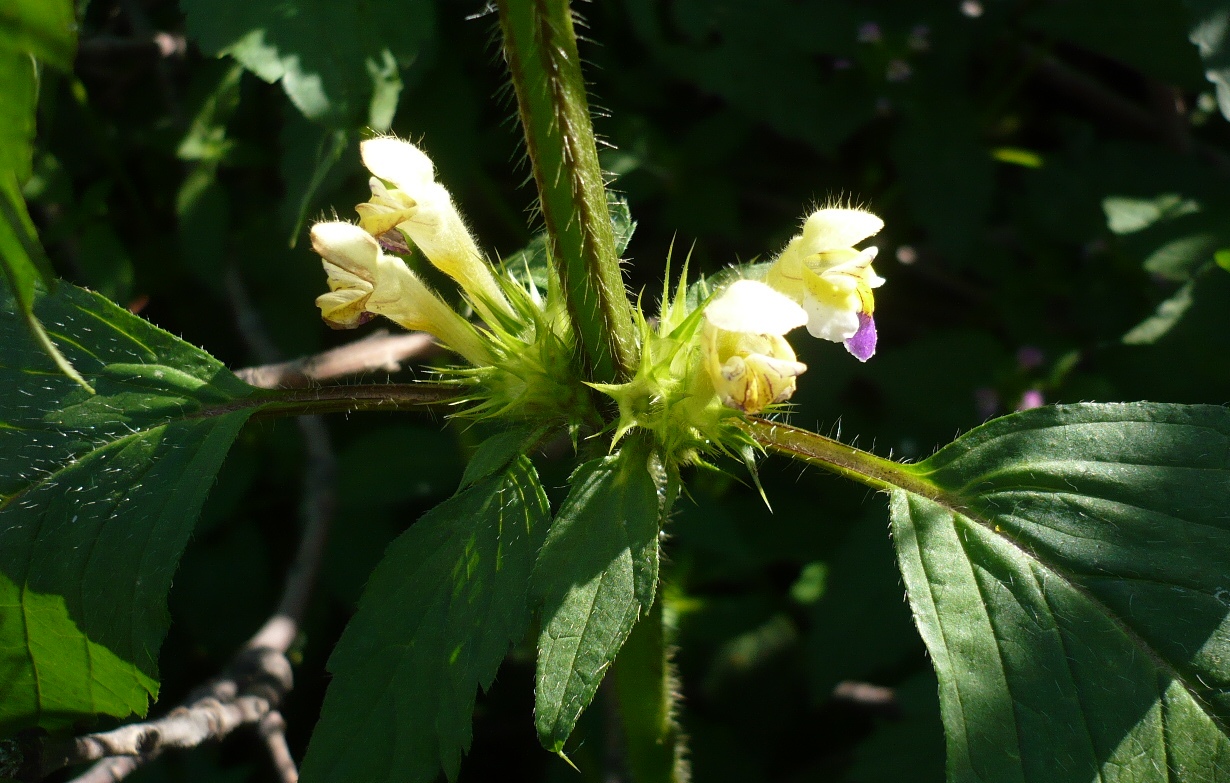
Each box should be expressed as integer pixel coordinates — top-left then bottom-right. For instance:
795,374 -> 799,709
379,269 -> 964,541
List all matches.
1185,0 -> 1230,121
533,437 -> 668,752
459,424 -> 543,489
891,403 -> 1230,783
180,0 -> 436,128
0,281 -> 259,734
608,191 -> 637,257
299,452 -> 550,783
0,0 -> 76,72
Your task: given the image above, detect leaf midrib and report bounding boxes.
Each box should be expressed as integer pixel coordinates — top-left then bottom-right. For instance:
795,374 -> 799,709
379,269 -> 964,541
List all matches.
916,479 -> 1230,739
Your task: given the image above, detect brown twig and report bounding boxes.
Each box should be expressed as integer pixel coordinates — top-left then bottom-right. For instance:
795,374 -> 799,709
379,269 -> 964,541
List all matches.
235,329 -> 440,389
1026,45 -> 1230,174
41,272 -> 342,782
258,713 -> 299,783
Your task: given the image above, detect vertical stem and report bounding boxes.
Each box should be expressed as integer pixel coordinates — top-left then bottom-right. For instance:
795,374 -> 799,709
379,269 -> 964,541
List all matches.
611,592 -> 690,783
496,0 -> 638,384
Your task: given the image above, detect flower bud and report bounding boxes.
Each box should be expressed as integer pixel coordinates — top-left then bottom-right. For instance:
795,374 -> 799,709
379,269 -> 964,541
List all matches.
766,208 -> 885,361
356,137 -> 512,324
701,280 -> 808,414
310,221 -> 491,365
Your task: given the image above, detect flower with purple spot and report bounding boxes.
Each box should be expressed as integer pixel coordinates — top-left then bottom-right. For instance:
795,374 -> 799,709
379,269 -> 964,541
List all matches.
765,208 -> 886,362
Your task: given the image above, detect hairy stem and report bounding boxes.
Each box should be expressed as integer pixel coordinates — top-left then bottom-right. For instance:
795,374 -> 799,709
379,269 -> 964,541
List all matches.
744,418 -> 942,500
496,0 -> 637,384
611,592 -> 689,783
241,382 -> 459,419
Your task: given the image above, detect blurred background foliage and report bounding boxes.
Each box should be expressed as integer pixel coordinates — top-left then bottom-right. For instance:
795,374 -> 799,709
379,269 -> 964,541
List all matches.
24,0 -> 1230,780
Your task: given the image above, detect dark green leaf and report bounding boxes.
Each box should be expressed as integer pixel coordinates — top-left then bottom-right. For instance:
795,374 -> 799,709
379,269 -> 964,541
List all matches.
0,47 -> 89,390
1184,0 -> 1230,121
1122,279 -> 1196,344
625,0 -> 874,154
299,454 -> 550,783
533,437 -> 668,752
0,0 -> 76,72
891,97 -> 993,264
0,282 -> 258,733
280,121 -> 349,247
806,513 -> 921,701
504,192 -> 637,292
891,403 -> 1230,783
180,0 -> 436,128
611,597 -> 688,783
839,672 -> 945,783
0,50 -> 35,182
1028,0 -> 1206,88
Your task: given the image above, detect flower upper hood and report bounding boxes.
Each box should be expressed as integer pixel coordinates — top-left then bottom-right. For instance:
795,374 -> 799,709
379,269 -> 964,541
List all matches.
766,208 -> 885,361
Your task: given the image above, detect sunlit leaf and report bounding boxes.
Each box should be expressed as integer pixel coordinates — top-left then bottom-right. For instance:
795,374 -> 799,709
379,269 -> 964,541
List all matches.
181,0 -> 436,128
299,439 -> 550,783
533,437 -> 669,752
0,281 -> 258,733
892,403 -> 1230,783
1185,0 -> 1230,121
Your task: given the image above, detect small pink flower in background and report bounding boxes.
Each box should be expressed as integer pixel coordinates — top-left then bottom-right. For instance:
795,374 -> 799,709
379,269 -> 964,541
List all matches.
1017,389 -> 1045,411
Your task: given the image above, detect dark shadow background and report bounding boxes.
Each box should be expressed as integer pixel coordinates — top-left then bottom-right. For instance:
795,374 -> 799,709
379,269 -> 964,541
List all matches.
29,0 -> 1230,780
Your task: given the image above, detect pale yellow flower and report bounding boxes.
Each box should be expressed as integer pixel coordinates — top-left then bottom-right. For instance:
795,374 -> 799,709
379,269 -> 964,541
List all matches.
311,221 -> 491,365
355,137 -> 512,324
766,208 -> 885,361
701,280 -> 808,414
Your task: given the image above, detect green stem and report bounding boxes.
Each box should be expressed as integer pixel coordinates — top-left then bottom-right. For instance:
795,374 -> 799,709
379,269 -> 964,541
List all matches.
196,382 -> 460,420
496,0 -> 637,384
743,418 -> 943,500
611,591 -> 688,783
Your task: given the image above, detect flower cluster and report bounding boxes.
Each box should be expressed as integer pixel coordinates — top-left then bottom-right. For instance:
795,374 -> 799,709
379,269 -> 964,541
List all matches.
591,207 -> 886,467
308,136 -> 592,430
696,207 -> 886,414
304,136 -> 886,462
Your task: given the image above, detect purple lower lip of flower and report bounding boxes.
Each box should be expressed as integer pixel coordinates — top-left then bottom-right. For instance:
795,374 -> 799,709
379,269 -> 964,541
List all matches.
845,312 -> 877,362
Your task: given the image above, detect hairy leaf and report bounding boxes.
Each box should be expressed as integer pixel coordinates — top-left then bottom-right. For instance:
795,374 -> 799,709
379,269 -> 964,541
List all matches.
891,403 -> 1230,783
533,437 -> 668,752
299,443 -> 550,783
0,282 -> 258,733
181,0 -> 435,129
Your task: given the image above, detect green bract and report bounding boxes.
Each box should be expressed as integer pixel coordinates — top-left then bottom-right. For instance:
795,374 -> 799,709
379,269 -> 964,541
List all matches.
2,2 -> 1229,783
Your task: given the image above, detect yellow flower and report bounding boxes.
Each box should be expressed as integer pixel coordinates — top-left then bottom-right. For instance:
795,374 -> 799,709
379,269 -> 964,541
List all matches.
701,280 -> 808,414
311,221 -> 491,365
766,208 -> 885,361
355,137 -> 513,323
